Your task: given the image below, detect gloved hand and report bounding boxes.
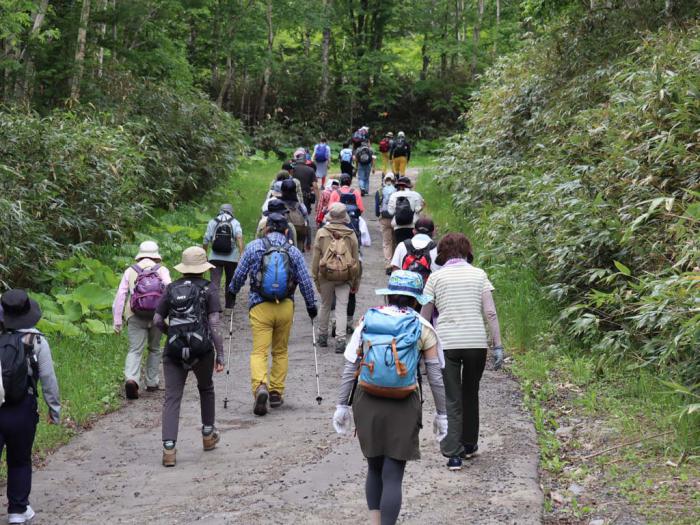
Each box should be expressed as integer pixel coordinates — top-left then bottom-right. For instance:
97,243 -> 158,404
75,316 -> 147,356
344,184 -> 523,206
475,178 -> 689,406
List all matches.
493,345 -> 505,370
307,305 -> 318,319
332,405 -> 353,436
433,413 -> 448,442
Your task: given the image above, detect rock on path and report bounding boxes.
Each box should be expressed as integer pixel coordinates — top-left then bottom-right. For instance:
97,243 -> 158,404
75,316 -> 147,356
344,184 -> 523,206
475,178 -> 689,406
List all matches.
26,169 -> 543,524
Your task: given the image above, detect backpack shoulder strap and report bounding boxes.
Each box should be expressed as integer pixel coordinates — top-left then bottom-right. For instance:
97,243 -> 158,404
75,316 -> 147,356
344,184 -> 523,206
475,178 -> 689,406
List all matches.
131,264 -> 143,275
404,239 -> 415,254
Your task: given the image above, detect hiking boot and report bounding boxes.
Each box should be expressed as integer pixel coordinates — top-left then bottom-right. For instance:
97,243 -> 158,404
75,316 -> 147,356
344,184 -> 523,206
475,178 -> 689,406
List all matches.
146,385 -> 160,393
253,384 -> 269,416
125,380 -> 139,400
346,318 -> 354,336
447,457 -> 463,471
331,319 -> 336,337
461,444 -> 479,460
317,334 -> 328,348
162,448 -> 176,467
385,267 -> 392,276
335,338 -> 346,354
202,429 -> 220,451
269,391 -> 284,409
8,506 -> 35,524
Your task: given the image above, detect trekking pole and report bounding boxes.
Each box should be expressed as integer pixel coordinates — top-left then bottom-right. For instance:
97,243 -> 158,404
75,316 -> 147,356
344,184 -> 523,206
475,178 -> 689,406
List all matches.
311,321 -> 323,405
223,309 -> 234,409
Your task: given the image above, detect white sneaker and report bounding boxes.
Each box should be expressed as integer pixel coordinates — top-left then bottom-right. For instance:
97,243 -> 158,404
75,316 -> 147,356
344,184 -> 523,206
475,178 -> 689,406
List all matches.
8,506 -> 35,524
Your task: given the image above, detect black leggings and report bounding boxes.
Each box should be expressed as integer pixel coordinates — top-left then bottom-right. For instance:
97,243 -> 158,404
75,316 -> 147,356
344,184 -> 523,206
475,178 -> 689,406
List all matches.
366,456 -> 406,525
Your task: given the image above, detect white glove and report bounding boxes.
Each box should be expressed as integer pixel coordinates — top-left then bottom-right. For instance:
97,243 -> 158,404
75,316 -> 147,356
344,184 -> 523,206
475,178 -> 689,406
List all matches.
333,405 -> 353,436
433,413 -> 448,442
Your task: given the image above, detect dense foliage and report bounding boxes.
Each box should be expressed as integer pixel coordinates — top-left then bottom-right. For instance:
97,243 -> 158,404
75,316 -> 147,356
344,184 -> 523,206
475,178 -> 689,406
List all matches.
438,6 -> 699,382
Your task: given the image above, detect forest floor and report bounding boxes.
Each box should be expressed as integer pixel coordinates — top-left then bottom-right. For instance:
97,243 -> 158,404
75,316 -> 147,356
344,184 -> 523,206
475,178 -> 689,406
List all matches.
26,169 -> 543,524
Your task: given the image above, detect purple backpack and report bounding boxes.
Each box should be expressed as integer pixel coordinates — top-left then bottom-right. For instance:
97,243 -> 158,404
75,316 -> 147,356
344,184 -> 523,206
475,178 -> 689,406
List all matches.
130,264 -> 165,317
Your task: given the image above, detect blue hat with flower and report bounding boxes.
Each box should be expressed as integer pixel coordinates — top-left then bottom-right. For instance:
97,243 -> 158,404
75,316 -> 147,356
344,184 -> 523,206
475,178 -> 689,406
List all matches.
375,270 -> 431,305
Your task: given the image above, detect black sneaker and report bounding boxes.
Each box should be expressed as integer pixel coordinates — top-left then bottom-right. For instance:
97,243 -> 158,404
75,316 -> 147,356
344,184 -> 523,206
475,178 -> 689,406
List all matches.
253,385 -> 269,416
125,380 -> 139,400
318,334 -> 328,347
269,391 -> 284,408
447,457 -> 463,471
461,444 -> 479,459
335,338 -> 346,354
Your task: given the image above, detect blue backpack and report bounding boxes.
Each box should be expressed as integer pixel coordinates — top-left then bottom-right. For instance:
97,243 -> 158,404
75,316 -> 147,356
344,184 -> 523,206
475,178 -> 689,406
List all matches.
315,144 -> 328,163
357,308 -> 422,399
255,239 -> 295,302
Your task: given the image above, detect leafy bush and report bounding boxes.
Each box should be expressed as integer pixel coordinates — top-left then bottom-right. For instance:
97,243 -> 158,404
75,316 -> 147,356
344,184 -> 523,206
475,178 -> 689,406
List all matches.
438,15 -> 700,382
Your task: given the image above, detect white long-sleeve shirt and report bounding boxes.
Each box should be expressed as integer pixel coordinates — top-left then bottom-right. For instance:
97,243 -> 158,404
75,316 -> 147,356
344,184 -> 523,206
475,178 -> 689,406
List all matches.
387,189 -> 424,229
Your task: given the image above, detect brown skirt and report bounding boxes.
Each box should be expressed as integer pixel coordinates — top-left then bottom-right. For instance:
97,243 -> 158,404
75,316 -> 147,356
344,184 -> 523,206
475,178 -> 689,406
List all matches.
353,388 -> 422,461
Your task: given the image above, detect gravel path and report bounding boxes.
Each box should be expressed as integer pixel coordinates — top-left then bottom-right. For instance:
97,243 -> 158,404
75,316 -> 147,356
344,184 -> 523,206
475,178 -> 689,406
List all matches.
27,169 -> 543,524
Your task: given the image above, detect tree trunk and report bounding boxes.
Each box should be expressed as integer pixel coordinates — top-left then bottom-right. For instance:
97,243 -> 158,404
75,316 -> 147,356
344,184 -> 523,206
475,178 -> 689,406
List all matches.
257,0 -> 274,123
664,0 -> 674,17
216,55 -> 233,109
470,0 -> 484,80
320,0 -> 332,109
420,35 -> 429,81
15,0 -> 50,101
71,0 -> 92,101
96,0 -> 107,78
493,0 -> 500,56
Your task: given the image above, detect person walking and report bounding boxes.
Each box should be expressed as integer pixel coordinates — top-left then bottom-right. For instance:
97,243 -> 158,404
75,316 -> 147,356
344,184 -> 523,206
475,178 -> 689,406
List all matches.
387,177 -> 424,248
257,198 -> 298,246
328,173 -> 365,215
112,241 -> 171,399
292,150 -> 320,213
229,213 -> 317,416
375,173 -> 397,275
332,271 -> 447,525
391,217 -> 440,288
312,137 -> 331,187
153,246 -> 224,467
354,141 -> 375,196
203,204 -> 244,310
420,233 -> 505,470
389,131 -> 411,177
378,132 -> 394,176
280,179 -> 310,251
0,289 -> 60,524
339,142 -> 354,178
312,203 -> 361,353
316,178 -> 341,226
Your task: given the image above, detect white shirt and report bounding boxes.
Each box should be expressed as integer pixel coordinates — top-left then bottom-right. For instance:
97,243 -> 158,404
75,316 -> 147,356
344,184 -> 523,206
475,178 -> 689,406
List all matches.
391,233 -> 440,271
387,189 -> 424,229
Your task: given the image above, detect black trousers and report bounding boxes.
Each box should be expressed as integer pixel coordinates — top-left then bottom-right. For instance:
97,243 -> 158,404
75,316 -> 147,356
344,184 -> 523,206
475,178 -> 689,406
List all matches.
210,260 -> 237,308
440,348 -> 487,458
0,395 -> 38,513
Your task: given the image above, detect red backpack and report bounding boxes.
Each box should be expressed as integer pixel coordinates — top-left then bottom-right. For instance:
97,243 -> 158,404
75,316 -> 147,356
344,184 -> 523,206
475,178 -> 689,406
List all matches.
401,240 -> 436,289
379,138 -> 390,153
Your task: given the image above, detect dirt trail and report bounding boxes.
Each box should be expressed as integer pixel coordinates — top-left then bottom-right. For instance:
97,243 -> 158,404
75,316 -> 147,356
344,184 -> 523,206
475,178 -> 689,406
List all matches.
28,169 -> 543,524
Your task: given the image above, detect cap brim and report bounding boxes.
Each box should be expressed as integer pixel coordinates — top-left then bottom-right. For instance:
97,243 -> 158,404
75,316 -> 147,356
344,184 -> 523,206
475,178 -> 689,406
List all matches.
174,262 -> 215,274
2,299 -> 42,330
375,288 -> 430,306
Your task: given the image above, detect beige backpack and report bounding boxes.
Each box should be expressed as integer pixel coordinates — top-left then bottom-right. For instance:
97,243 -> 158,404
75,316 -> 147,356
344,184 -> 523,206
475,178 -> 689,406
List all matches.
319,230 -> 358,282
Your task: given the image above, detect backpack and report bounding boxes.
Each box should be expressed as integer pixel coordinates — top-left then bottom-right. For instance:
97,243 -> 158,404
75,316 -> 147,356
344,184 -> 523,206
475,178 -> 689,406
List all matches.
255,238 -> 295,302
314,144 -> 328,163
401,239 -> 436,288
165,279 -> 212,363
356,146 -> 372,165
285,202 -> 306,229
341,149 -> 353,163
394,195 -> 414,226
379,138 -> 390,153
319,229 -> 358,282
212,217 -> 234,254
357,308 -> 422,399
0,332 -> 38,405
130,264 -> 165,318
393,137 -> 407,157
352,130 -> 364,145
379,185 -> 396,218
338,191 -> 361,240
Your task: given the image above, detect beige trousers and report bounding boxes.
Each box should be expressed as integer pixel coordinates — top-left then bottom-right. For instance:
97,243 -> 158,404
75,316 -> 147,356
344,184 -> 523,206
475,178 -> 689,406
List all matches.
379,217 -> 394,268
317,279 -> 351,338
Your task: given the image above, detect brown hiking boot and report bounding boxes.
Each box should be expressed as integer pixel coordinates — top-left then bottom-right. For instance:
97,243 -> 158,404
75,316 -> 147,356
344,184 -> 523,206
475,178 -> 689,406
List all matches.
162,447 -> 176,467
269,391 -> 284,409
202,429 -> 220,451
253,384 -> 269,416
125,380 -> 139,400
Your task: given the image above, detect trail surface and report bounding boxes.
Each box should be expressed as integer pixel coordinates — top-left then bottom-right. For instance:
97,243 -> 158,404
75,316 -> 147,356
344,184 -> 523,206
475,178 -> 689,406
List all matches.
27,169 -> 542,524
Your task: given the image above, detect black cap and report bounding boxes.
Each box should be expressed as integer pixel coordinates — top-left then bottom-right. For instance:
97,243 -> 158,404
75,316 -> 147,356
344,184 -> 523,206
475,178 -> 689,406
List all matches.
396,176 -> 412,188
339,173 -> 352,186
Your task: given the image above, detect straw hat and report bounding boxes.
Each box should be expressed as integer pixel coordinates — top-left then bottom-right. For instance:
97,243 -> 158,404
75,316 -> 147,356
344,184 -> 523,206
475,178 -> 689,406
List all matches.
135,241 -> 161,261
375,270 -> 430,305
174,246 -> 215,274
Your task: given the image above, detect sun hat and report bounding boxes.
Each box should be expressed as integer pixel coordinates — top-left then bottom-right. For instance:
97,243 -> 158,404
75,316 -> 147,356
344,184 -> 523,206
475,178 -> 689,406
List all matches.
266,212 -> 289,232
375,270 -> 430,305
396,176 -> 412,188
414,217 -> 435,235
327,203 -> 350,224
271,181 -> 283,197
264,198 -> 289,216
384,173 -> 395,182
326,178 -> 340,190
220,204 -> 234,215
0,289 -> 42,330
294,148 -> 306,160
174,246 -> 215,275
135,241 -> 161,261
397,131 -> 405,138
386,132 -> 394,138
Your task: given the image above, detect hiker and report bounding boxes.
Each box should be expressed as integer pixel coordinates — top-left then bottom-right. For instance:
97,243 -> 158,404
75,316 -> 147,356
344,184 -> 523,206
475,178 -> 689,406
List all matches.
339,141 -> 355,177
333,271 -> 447,525
387,176 -> 424,248
0,289 -> 60,524
229,213 -> 317,416
375,173 -> 397,275
354,141 -> 375,196
391,217 -> 440,288
278,164 -> 305,203
280,178 -> 310,251
203,204 -> 244,310
316,178 -> 341,226
312,137 -> 331,187
257,198 -> 298,246
112,241 -> 171,399
390,131 -> 411,176
312,203 -> 361,353
153,246 -> 224,467
328,173 -> 365,214
378,132 -> 394,175
292,150 -> 320,213
351,126 -> 370,151
420,233 -> 504,470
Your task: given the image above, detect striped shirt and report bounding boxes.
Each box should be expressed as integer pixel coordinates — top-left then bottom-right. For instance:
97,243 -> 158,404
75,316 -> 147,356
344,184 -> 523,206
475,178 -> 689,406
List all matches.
423,262 -> 494,350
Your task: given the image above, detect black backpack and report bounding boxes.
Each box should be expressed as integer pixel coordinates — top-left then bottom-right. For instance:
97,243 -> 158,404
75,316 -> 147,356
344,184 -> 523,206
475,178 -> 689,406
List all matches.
357,146 -> 372,165
0,331 -> 38,405
165,279 -> 212,364
339,192 -> 362,240
394,196 -> 414,226
393,138 -> 408,157
212,217 -> 234,254
401,240 -> 436,288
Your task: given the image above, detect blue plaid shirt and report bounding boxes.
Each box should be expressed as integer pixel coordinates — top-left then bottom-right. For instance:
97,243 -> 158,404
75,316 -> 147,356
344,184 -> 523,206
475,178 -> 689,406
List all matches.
230,232 -> 316,310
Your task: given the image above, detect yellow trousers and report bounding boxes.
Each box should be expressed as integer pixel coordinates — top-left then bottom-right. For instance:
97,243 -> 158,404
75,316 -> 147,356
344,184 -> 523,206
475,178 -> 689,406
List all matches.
249,299 -> 294,396
392,156 -> 408,176
381,152 -> 390,174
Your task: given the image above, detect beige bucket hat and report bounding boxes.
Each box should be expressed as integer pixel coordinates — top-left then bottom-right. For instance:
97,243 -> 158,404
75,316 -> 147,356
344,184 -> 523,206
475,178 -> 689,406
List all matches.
327,202 -> 350,224
174,246 -> 215,274
135,241 -> 161,261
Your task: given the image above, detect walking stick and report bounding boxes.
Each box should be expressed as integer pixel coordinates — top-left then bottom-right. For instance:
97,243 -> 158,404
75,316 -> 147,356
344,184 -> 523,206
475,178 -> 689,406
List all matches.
311,320 -> 323,405
223,309 -> 234,409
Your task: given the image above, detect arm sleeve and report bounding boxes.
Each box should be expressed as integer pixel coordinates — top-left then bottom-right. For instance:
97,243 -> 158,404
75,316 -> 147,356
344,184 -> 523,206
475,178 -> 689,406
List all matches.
34,336 -> 60,423
311,233 -> 322,282
112,270 -> 130,326
406,143 -> 411,162
337,358 -> 360,406
482,289 -> 503,347
425,358 -> 446,415
160,266 -> 172,286
208,311 -> 224,363
203,220 -> 215,244
355,190 -> 365,213
420,302 -> 435,323
350,236 -> 361,291
153,313 -> 167,333
390,244 -> 405,269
